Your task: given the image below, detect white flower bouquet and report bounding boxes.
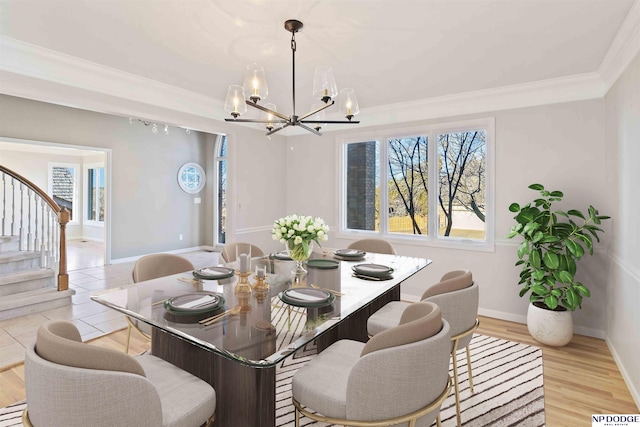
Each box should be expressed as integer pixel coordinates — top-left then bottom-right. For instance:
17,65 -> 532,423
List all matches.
272,214 -> 329,261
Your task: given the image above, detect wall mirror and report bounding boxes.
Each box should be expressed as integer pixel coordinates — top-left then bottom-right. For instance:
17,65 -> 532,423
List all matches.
178,162 -> 206,194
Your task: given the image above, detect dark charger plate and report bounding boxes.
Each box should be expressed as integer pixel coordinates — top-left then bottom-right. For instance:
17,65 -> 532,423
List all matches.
163,292 -> 225,323
278,288 -> 335,308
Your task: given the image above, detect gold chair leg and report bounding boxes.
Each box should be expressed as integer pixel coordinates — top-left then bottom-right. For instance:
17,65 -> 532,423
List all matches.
452,341 -> 462,427
22,408 -> 33,427
295,406 -> 300,427
466,344 -> 474,393
205,413 -> 215,427
125,323 -> 132,354
436,413 -> 442,427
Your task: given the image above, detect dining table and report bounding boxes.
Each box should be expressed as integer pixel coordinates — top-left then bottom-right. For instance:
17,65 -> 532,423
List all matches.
91,251 -> 431,427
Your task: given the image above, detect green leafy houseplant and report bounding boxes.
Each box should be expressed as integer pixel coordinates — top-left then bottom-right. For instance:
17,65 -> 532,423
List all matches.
506,184 -> 610,311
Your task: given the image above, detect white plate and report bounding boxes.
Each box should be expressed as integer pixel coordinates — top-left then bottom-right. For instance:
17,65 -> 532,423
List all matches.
334,249 -> 366,258
352,263 -> 393,277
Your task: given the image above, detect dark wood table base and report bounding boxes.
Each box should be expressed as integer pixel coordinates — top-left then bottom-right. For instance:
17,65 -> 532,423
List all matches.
152,330 -> 275,427
151,283 -> 400,427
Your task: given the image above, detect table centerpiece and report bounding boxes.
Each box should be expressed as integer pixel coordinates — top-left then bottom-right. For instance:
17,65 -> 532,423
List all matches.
272,214 -> 329,284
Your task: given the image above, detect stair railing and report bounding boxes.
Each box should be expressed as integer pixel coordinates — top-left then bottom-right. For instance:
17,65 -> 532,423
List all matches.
0,165 -> 69,291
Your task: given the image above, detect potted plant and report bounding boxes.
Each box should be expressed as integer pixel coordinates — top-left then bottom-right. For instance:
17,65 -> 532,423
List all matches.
506,183 -> 609,346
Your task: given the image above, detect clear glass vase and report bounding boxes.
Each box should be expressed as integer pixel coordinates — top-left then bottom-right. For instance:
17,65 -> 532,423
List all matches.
286,240 -> 314,286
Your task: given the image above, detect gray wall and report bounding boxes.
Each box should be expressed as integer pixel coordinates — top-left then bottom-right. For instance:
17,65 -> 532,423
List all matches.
0,95 -> 211,259
282,99 -> 611,338
604,52 -> 640,406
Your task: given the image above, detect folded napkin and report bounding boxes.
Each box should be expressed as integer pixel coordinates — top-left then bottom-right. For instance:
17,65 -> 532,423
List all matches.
177,295 -> 217,309
286,290 -> 325,302
355,264 -> 391,274
341,249 -> 360,255
200,268 -> 229,276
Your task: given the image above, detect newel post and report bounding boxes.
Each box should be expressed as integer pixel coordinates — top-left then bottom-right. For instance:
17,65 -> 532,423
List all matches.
57,207 -> 69,291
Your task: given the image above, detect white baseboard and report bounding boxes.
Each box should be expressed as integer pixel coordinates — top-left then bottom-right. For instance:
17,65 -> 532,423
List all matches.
605,335 -> 640,409
109,245 -> 215,264
476,307 -> 605,339
80,236 -> 104,243
478,307 -> 527,325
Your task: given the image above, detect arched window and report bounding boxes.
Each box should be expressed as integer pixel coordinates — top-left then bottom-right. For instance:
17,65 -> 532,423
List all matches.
214,135 -> 227,245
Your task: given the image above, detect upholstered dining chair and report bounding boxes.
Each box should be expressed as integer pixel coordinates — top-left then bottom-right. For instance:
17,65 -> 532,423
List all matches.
292,302 -> 452,427
367,270 -> 478,427
347,238 -> 396,255
220,242 -> 264,263
23,320 -> 216,427
127,253 -> 195,353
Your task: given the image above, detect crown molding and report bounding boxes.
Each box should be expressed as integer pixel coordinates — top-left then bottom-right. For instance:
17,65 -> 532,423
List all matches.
351,72 -> 606,132
599,0 -> 640,93
0,36 -> 226,122
1,8 -> 639,134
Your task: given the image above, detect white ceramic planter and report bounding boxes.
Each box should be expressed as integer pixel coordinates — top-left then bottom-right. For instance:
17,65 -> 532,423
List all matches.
527,302 -> 573,346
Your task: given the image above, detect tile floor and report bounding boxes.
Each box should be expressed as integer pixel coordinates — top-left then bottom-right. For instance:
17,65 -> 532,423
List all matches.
0,243 -> 220,369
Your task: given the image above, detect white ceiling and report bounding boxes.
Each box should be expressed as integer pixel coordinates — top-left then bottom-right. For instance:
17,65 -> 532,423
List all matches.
0,0 -> 638,130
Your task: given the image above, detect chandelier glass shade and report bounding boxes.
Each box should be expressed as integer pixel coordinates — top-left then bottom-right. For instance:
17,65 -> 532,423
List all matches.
224,19 -> 360,136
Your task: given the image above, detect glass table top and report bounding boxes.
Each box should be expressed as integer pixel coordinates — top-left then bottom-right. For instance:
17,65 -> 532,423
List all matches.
91,252 -> 430,367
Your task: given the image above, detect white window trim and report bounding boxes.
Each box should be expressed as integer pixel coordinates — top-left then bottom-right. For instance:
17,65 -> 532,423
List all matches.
84,162 -> 105,227
48,162 -> 80,225
337,117 -> 495,252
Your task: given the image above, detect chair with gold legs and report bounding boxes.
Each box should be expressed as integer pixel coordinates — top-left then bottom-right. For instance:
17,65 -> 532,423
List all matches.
220,242 -> 264,263
347,238 -> 396,255
23,320 -> 216,427
126,253 -> 195,353
367,270 -> 479,427
292,302 -> 452,427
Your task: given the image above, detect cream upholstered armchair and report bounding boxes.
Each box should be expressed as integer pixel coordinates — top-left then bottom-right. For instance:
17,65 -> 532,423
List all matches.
220,242 -> 264,263
127,253 -> 195,353
23,320 -> 216,427
367,270 -> 478,427
132,253 -> 195,283
292,302 -> 451,427
347,238 -> 396,255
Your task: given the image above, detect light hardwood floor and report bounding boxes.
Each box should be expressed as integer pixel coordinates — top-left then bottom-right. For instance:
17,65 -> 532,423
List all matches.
1,316 -> 638,426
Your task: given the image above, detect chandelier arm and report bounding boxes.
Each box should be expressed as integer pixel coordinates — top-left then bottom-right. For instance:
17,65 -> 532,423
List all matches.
300,120 -> 361,124
266,123 -> 291,136
246,101 -> 290,121
224,118 -> 288,124
297,100 -> 335,121
298,123 -> 322,136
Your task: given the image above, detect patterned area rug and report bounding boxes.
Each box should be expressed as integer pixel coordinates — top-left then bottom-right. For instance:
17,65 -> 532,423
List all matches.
275,334 -> 545,427
1,299 -> 544,427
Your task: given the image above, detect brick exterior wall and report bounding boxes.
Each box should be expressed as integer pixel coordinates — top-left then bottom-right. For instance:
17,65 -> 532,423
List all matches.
346,142 -> 376,230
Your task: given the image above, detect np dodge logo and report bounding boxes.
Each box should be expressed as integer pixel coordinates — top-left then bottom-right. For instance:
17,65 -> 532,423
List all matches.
592,414 -> 640,426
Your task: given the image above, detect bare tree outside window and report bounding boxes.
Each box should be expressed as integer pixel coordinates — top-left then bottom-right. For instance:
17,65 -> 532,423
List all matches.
343,122 -> 489,242
387,136 -> 428,234
437,131 -> 486,238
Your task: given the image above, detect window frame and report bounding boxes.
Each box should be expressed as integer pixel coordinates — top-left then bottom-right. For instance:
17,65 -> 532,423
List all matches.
338,118 -> 495,252
83,162 -> 105,227
214,135 -> 227,247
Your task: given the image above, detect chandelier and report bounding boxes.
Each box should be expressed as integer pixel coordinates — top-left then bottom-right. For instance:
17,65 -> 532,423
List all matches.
224,19 -> 360,136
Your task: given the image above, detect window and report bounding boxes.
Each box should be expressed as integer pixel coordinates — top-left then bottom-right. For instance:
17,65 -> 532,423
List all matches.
85,163 -> 105,224
214,135 -> 227,245
49,163 -> 79,223
341,118 -> 494,250
177,162 -> 206,194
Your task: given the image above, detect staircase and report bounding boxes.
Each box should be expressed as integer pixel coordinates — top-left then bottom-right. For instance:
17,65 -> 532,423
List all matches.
0,235 -> 74,320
